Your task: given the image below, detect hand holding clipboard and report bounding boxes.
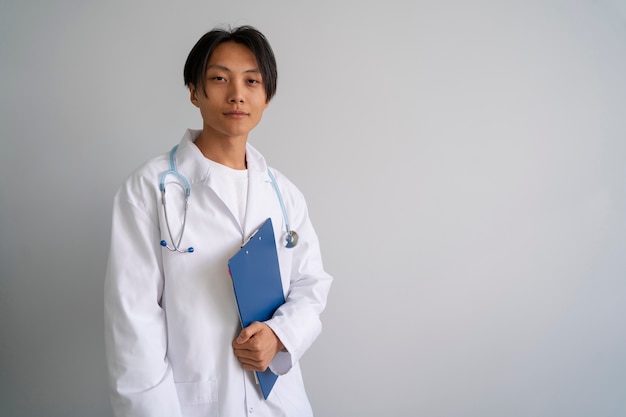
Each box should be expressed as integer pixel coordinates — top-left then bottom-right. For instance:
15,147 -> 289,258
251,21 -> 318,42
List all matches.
228,218 -> 285,399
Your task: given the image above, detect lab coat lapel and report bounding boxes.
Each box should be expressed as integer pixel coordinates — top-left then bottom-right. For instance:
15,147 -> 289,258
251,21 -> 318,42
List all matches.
176,130 -> 242,233
204,168 -> 242,232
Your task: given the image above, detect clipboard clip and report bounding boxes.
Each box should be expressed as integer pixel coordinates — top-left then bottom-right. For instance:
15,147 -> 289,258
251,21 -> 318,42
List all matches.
242,226 -> 264,248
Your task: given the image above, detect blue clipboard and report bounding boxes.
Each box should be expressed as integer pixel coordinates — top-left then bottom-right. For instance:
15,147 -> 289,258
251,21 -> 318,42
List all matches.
228,217 -> 285,400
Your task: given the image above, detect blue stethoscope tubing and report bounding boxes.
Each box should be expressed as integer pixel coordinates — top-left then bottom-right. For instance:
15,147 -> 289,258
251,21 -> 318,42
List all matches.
267,168 -> 298,248
159,145 -> 298,253
159,145 -> 193,253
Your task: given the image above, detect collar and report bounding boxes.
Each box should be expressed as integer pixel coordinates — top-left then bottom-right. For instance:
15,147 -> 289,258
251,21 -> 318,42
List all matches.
174,129 -> 270,186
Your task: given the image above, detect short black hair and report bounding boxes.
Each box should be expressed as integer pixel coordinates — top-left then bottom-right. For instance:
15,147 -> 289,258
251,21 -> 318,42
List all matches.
183,25 -> 277,102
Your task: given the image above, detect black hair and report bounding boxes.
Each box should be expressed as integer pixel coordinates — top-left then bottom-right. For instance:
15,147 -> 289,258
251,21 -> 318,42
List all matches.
183,25 -> 277,102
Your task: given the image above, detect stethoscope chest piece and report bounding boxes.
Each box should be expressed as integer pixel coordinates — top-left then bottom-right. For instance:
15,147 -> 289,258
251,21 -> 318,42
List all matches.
286,230 -> 298,248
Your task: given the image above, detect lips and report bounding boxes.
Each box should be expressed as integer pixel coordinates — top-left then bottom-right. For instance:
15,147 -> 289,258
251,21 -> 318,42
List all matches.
224,110 -> 248,118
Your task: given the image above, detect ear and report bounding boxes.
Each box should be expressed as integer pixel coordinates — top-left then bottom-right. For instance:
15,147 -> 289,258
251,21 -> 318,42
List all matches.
189,84 -> 200,108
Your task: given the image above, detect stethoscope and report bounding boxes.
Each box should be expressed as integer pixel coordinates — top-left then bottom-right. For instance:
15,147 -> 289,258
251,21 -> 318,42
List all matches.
159,145 -> 298,253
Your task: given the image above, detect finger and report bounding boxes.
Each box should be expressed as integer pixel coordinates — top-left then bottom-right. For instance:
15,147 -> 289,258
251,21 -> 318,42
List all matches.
234,353 -> 269,372
235,321 -> 264,344
233,344 -> 270,364
233,347 -> 258,360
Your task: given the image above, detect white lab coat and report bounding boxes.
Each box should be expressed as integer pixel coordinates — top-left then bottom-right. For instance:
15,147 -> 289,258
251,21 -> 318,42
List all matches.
104,129 -> 333,417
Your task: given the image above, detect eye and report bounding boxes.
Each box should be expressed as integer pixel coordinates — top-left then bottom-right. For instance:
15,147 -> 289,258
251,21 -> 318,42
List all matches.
212,76 -> 226,82
247,78 -> 261,85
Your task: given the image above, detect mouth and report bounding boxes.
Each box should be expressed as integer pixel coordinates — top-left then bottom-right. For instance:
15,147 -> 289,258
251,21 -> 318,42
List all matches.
224,110 -> 249,118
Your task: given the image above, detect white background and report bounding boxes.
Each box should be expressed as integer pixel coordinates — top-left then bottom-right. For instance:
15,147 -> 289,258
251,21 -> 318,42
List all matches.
1,1 -> 625,416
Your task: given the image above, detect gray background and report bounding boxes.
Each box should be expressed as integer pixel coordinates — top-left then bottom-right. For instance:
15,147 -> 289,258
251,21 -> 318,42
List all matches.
1,0 -> 625,416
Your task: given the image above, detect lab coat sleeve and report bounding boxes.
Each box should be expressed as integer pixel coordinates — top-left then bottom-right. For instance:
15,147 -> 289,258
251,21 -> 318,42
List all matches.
104,182 -> 183,417
264,179 -> 333,375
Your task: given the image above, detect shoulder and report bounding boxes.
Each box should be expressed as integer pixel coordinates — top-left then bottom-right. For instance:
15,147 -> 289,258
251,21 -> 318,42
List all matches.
115,129 -> 201,203
267,166 -> 301,194
114,150 -> 170,211
246,143 -> 307,203
266,166 -> 309,217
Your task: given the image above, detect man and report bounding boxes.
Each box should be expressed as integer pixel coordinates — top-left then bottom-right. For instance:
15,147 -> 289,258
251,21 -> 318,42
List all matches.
104,25 -> 332,417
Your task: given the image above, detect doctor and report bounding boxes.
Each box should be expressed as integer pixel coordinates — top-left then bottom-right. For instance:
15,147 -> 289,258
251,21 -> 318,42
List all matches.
104,26 -> 332,417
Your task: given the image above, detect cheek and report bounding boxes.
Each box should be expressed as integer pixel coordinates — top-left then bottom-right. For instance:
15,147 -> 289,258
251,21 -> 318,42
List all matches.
199,101 -> 218,117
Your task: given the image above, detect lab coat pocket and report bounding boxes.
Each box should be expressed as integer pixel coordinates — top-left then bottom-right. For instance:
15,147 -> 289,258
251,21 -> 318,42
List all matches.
175,379 -> 218,417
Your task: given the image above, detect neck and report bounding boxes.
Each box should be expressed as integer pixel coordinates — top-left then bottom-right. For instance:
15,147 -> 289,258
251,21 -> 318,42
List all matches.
194,131 -> 248,170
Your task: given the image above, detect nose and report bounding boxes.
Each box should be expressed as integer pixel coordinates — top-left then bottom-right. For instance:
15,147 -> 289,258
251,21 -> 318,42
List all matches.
228,80 -> 244,103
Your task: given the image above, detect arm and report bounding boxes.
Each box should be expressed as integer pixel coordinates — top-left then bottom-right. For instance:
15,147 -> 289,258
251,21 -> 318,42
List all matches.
264,201 -> 333,374
232,176 -> 332,375
104,187 -> 183,417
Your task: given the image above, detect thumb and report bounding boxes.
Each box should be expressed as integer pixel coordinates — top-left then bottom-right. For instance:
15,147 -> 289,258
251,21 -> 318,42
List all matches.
236,321 -> 263,344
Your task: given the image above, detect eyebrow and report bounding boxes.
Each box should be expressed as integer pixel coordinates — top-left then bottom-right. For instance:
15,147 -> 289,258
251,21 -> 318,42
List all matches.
206,64 -> 261,74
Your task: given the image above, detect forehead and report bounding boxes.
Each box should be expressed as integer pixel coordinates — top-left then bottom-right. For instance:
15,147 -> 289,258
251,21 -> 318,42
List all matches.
206,41 -> 259,70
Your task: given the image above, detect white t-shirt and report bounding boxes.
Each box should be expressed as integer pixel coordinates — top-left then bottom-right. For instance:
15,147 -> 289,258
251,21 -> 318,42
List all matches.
206,159 -> 248,227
